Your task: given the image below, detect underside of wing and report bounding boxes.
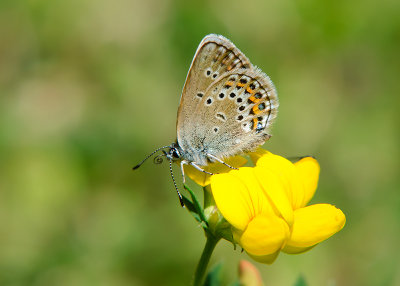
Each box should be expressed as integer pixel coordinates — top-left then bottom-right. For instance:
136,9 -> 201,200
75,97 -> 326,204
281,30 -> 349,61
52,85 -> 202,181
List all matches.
181,68 -> 278,165
176,34 -> 250,141
176,34 -> 278,166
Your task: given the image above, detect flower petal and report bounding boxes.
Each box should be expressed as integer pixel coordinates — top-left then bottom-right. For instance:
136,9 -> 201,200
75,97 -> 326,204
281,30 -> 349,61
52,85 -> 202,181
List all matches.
294,157 -> 320,207
281,244 -> 316,254
247,250 -> 280,265
230,168 -> 275,216
283,204 -> 346,251
254,166 -> 294,227
255,153 -> 305,209
211,171 -> 254,231
240,214 -> 289,256
184,155 -> 247,186
249,148 -> 271,164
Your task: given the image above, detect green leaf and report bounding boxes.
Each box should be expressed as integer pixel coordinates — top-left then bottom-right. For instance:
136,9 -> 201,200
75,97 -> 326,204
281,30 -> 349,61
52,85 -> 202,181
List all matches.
184,184 -> 208,224
203,263 -> 222,286
182,194 -> 202,223
293,275 -> 307,286
229,281 -> 241,286
215,219 -> 234,243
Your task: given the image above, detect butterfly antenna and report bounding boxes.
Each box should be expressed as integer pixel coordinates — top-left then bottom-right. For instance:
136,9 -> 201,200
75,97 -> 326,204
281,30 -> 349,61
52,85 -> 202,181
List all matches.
132,145 -> 171,170
169,159 -> 184,207
153,153 -> 167,164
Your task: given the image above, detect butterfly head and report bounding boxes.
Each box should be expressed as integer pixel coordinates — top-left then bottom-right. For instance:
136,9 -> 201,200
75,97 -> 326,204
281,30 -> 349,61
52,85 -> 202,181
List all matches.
164,142 -> 184,162
133,142 -> 185,171
132,142 -> 186,206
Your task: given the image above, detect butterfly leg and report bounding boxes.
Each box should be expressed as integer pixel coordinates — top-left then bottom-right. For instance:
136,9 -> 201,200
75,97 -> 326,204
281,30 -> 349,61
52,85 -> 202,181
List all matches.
180,160 -> 187,183
190,162 -> 214,175
206,153 -> 239,170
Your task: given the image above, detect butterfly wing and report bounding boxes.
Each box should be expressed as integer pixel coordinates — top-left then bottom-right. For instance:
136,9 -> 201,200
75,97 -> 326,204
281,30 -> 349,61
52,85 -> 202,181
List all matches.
177,35 -> 250,137
177,34 -> 278,166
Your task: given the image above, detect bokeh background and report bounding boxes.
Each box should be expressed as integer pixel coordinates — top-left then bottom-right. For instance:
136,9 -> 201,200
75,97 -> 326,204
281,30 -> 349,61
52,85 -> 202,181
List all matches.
0,0 -> 399,285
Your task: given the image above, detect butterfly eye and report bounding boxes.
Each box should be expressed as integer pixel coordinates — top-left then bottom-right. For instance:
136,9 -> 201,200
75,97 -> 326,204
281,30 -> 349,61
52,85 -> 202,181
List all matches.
172,149 -> 180,159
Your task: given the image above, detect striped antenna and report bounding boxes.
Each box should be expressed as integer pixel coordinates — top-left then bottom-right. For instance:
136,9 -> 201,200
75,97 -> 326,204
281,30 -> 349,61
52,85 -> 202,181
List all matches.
169,159 -> 184,207
132,145 -> 171,170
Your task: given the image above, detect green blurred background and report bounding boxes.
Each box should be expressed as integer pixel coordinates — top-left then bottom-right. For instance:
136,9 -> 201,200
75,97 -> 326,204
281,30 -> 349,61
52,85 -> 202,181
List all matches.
0,0 -> 399,285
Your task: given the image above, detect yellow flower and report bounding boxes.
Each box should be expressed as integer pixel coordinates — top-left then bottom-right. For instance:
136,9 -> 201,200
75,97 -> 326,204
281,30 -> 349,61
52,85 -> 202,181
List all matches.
210,149 -> 346,264
183,155 -> 247,186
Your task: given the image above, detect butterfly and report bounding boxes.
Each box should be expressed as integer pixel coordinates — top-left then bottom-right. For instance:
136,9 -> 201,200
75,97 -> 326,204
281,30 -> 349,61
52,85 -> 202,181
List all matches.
134,34 -> 278,205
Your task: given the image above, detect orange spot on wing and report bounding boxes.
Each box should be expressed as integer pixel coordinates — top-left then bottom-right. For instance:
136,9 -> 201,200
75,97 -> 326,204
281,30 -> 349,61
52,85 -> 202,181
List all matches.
246,86 -> 255,94
252,105 -> 262,115
252,118 -> 258,130
248,94 -> 261,103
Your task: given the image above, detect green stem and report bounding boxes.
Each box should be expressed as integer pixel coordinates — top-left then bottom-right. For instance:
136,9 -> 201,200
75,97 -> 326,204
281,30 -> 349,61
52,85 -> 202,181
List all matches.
203,185 -> 214,209
193,234 -> 220,286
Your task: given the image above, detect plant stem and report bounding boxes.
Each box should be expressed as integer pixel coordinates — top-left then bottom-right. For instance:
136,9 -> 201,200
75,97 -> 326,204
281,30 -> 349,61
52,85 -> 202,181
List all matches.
203,185 -> 214,209
193,234 -> 220,286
